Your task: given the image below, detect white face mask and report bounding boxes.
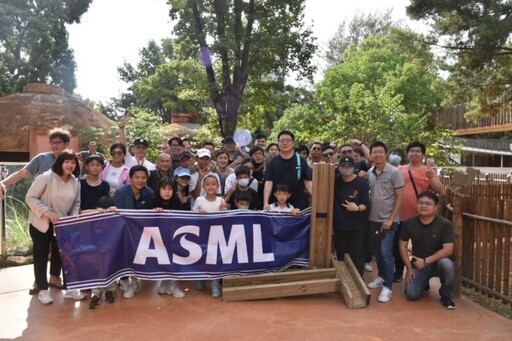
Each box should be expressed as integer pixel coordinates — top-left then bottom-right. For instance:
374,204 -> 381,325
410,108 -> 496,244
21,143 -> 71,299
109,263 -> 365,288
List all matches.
389,154 -> 402,165
340,167 -> 354,176
237,178 -> 250,187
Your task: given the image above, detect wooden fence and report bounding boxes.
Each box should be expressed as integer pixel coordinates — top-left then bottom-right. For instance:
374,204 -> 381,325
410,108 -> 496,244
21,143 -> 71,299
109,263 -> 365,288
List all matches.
445,184 -> 512,305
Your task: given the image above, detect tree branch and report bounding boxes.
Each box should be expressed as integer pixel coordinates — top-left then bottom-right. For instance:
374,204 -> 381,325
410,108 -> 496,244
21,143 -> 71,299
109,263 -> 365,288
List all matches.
213,0 -> 231,88
239,0 -> 255,94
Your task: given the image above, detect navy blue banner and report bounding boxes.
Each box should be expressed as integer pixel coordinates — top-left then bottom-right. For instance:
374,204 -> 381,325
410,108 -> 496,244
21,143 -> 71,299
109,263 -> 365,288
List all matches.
55,209 -> 311,290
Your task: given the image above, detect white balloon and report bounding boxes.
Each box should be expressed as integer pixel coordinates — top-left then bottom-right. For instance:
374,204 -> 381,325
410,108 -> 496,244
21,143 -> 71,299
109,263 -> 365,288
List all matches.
234,128 -> 252,147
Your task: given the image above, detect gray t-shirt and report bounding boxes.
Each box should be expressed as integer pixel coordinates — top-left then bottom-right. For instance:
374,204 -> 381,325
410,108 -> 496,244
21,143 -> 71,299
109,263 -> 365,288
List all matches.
24,152 -> 55,176
368,163 -> 404,222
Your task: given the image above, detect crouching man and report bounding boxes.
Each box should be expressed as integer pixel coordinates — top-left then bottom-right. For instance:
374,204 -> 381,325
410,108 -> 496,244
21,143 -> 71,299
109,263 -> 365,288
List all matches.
399,191 -> 456,309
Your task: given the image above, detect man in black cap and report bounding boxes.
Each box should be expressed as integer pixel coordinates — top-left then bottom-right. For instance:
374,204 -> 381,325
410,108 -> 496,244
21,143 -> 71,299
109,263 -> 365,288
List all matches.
222,136 -> 244,168
118,116 -> 156,170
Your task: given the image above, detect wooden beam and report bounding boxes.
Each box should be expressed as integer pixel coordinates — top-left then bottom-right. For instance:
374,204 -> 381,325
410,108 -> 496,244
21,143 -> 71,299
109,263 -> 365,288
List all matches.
453,124 -> 512,136
222,278 -> 340,302
342,254 -> 371,307
222,269 -> 337,288
332,256 -> 370,309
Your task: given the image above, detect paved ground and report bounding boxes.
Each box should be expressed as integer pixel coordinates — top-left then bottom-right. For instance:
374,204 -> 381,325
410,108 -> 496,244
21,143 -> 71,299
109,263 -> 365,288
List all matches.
1,264 -> 511,340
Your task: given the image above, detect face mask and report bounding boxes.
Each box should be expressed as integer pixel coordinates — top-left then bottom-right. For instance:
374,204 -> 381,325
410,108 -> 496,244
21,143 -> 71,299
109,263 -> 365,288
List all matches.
389,154 -> 402,165
340,167 -> 354,176
237,178 -> 250,187
238,205 -> 249,210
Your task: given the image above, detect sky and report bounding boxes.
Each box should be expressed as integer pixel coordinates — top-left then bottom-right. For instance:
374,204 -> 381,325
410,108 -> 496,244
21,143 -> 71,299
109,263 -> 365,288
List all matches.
67,0 -> 427,103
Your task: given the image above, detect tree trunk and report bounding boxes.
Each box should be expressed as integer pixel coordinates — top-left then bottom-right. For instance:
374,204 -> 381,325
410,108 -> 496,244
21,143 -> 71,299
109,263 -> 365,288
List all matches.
214,85 -> 242,137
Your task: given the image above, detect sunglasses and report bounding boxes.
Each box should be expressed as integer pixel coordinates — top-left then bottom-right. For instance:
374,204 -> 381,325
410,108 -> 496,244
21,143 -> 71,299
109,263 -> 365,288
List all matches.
111,151 -> 124,156
323,152 -> 335,157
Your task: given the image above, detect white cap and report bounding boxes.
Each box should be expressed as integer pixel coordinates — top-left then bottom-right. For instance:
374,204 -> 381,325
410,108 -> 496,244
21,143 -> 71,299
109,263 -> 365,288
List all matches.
196,148 -> 211,158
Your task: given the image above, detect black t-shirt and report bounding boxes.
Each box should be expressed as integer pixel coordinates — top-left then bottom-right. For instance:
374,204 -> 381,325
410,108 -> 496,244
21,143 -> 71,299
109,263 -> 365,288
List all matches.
147,169 -> 173,193
80,179 -> 110,210
354,160 -> 369,175
228,188 -> 261,210
264,153 -> 311,210
400,215 -> 455,259
144,194 -> 183,210
332,175 -> 370,230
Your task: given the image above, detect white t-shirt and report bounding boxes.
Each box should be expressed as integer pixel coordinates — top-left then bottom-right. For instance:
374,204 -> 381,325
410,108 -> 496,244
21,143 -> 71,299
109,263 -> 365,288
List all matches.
269,202 -> 295,213
189,171 -> 221,208
124,154 -> 156,171
224,173 -> 258,192
192,196 -> 223,213
105,165 -> 123,190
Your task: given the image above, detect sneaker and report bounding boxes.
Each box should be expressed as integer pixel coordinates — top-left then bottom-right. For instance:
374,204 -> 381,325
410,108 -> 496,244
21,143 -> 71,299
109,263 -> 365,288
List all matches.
105,290 -> 115,304
48,276 -> 64,289
118,279 -> 130,292
157,281 -> 168,295
211,279 -> 221,298
29,282 -> 40,295
364,263 -> 373,272
441,297 -> 456,310
377,286 -> 393,303
63,290 -> 86,300
38,290 -> 53,305
89,294 -> 101,309
123,281 -> 139,299
196,280 -> 206,291
166,281 -> 185,298
367,276 -> 384,289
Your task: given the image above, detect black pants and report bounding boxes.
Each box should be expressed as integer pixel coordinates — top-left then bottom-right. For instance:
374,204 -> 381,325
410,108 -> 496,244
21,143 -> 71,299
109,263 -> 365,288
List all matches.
393,222 -> 405,279
29,224 -> 62,290
334,228 -> 366,277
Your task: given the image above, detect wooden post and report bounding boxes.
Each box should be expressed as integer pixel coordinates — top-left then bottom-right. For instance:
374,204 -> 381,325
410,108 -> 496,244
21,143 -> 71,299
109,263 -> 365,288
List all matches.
452,194 -> 464,298
309,163 -> 336,269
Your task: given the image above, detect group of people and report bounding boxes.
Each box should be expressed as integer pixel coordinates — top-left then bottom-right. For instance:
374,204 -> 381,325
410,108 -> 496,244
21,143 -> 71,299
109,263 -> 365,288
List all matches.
0,122 -> 456,310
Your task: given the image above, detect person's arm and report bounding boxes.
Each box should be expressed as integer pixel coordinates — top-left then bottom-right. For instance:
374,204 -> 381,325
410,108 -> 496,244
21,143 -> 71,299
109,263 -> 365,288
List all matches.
351,139 -> 372,167
414,243 -> 454,270
399,239 -> 416,284
0,168 -> 31,199
303,180 -> 313,197
382,186 -> 403,230
427,169 -> 445,195
263,180 -> 273,211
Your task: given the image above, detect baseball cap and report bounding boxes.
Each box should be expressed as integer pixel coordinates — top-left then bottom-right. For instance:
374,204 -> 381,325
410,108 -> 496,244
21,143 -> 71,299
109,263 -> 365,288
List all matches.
196,148 -> 211,158
339,156 -> 355,166
133,138 -> 149,147
175,167 -> 191,177
222,136 -> 235,144
178,150 -> 192,160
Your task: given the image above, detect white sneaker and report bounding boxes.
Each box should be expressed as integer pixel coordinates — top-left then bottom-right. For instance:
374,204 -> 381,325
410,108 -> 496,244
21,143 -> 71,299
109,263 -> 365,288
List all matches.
364,263 -> 373,272
63,289 -> 86,300
157,280 -> 168,295
367,276 -> 384,289
118,278 -> 130,292
38,289 -> 53,305
378,286 -> 393,303
123,281 -> 139,298
166,281 -> 185,298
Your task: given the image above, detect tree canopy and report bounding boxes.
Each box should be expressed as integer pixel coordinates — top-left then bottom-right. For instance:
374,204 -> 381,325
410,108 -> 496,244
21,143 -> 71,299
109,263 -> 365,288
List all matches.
168,0 -> 317,137
407,0 -> 512,120
0,0 -> 92,96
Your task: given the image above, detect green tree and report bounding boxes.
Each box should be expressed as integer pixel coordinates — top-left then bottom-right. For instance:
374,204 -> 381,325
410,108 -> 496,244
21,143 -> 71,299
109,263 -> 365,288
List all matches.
407,0 -> 512,120
168,0 -> 317,137
0,0 -> 92,96
325,8 -> 393,66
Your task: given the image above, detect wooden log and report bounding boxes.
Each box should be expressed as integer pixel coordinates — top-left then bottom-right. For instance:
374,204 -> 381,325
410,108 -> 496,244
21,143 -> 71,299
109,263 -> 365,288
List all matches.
342,254 -> 371,307
222,278 -> 340,302
332,255 -> 370,309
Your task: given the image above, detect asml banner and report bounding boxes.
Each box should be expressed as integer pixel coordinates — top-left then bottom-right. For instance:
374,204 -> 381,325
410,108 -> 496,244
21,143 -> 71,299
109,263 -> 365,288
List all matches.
55,209 -> 311,290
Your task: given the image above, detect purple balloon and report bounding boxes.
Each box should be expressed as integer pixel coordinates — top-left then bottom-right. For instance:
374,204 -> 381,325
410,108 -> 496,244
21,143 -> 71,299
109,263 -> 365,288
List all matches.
199,47 -> 212,67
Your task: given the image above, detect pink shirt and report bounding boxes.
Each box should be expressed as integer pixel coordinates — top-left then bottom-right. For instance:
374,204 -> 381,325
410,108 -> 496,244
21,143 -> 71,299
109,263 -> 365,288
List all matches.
399,165 -> 439,221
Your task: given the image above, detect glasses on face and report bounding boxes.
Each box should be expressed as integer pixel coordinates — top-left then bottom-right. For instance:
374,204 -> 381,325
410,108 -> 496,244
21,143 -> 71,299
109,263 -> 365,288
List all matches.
111,151 -> 123,156
417,201 -> 435,207
323,151 -> 335,157
49,140 -> 64,146
341,150 -> 353,155
279,138 -> 293,144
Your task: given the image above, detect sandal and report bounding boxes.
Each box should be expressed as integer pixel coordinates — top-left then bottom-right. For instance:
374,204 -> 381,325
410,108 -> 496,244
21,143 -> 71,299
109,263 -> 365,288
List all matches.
48,276 -> 64,289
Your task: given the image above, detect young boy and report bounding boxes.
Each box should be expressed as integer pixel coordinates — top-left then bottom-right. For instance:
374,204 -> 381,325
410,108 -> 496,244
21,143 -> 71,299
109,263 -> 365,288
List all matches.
234,190 -> 253,210
225,165 -> 261,210
269,184 -> 300,215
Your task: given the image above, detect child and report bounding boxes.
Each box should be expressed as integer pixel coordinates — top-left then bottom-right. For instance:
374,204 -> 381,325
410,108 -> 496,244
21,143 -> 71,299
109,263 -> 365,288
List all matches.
192,175 -> 227,297
144,177 -> 185,298
234,190 -> 252,210
224,165 -> 261,210
269,183 -> 300,215
80,155 -> 110,211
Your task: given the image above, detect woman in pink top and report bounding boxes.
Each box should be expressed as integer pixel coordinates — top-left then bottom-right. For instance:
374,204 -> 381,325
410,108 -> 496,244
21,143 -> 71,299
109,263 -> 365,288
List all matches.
101,143 -> 130,196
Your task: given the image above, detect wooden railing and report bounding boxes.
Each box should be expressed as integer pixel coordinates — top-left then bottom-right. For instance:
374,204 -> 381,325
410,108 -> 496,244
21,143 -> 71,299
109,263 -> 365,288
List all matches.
462,138 -> 512,152
445,184 -> 512,305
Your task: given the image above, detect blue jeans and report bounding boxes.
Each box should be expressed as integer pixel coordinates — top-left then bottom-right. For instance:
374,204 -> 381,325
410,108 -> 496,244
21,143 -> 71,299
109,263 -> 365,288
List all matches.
404,257 -> 455,301
369,221 -> 396,290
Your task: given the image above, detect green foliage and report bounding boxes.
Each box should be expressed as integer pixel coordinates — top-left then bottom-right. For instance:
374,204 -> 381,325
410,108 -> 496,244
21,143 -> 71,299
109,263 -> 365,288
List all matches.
407,0 -> 512,120
0,0 -> 92,96
168,0 -> 317,137
5,197 -> 31,249
122,109 -> 167,161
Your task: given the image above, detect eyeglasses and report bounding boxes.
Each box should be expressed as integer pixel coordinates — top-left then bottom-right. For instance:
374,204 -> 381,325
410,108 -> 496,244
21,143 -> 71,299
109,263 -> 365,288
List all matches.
417,201 -> 435,207
323,152 -> 335,157
341,150 -> 353,154
279,138 -> 293,144
111,151 -> 124,156
49,140 -> 64,146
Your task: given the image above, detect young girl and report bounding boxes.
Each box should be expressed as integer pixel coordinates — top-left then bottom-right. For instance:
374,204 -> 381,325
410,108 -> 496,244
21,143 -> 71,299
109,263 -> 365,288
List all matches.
144,177 -> 186,299
192,175 -> 227,298
80,155 -> 110,211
